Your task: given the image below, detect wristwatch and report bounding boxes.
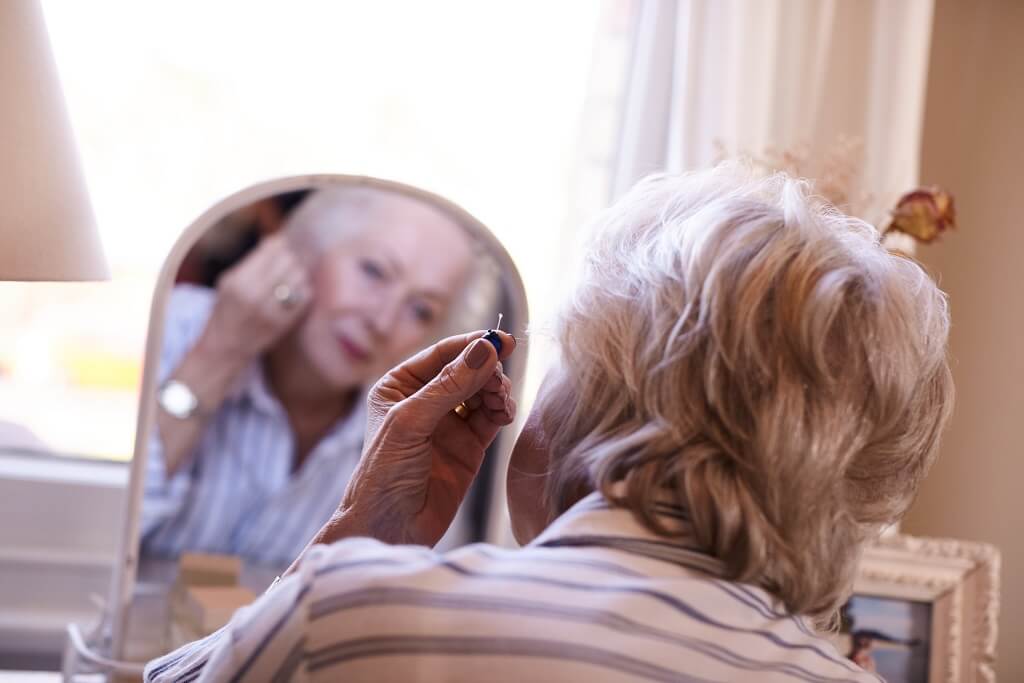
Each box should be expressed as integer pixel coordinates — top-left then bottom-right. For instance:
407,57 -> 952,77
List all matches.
157,379 -> 201,419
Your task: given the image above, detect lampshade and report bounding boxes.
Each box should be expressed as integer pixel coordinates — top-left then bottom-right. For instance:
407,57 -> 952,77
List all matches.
0,0 -> 109,281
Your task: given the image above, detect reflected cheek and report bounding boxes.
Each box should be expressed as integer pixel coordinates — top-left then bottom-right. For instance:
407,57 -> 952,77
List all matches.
382,323 -> 433,363
297,310 -> 359,380
298,311 -> 339,362
316,284 -> 360,316
299,298 -> 335,340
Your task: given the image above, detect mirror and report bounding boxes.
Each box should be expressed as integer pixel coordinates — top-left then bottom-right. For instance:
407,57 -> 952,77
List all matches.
109,176 -> 527,660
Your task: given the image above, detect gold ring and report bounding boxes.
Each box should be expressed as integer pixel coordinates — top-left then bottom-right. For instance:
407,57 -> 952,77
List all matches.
453,402 -> 469,419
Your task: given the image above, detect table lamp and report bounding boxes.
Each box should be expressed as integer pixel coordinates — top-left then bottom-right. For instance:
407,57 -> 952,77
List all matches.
0,0 -> 109,281
2,1 -> 123,677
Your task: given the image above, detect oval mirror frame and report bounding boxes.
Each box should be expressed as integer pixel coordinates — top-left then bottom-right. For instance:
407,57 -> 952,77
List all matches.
106,174 -> 529,661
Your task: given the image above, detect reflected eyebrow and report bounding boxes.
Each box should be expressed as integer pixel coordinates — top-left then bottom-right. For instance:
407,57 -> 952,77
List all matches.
413,289 -> 455,306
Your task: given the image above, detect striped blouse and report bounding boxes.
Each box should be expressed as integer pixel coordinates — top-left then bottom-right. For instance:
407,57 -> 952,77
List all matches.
140,285 -> 367,568
144,490 -> 879,682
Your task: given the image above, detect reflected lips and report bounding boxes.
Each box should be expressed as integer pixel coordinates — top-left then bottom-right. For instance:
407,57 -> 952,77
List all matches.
338,335 -> 370,362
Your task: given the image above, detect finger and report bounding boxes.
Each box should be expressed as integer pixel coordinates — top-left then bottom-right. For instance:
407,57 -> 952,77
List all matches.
481,372 -> 504,393
394,331 -> 498,388
482,391 -> 506,411
262,247 -> 312,305
464,396 -> 516,444
262,273 -> 310,323
247,233 -> 293,274
282,268 -> 313,308
432,394 -> 515,475
468,369 -> 510,418
484,373 -> 511,400
408,338 -> 498,424
245,234 -> 280,266
275,240 -> 306,274
262,244 -> 306,289
257,262 -> 298,305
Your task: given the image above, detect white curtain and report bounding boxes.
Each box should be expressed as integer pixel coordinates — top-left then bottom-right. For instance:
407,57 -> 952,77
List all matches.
612,0 -> 936,226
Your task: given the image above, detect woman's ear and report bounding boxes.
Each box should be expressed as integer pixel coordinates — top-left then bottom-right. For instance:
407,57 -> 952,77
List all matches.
507,407 -> 554,545
507,367 -> 568,544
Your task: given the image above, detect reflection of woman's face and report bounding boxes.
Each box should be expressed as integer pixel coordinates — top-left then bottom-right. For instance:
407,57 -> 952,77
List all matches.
296,198 -> 473,389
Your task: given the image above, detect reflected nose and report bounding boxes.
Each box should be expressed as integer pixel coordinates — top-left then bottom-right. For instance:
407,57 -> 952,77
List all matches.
366,293 -> 402,340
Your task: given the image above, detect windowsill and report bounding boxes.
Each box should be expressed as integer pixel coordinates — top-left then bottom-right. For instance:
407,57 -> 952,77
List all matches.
0,450 -> 128,488
0,449 -> 128,665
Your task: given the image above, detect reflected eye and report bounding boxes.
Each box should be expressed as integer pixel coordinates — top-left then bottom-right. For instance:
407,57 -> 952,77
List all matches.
410,303 -> 436,325
360,259 -> 386,280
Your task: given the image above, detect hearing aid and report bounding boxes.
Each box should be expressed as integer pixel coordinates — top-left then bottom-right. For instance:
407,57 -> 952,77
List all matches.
483,313 -> 503,354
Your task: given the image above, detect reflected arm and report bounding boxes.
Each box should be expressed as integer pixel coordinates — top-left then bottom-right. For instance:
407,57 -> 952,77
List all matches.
155,234 -> 312,477
156,330 -> 249,477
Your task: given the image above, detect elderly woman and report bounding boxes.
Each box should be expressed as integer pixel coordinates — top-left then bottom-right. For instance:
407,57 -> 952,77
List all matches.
146,166 -> 952,682
141,187 -> 483,567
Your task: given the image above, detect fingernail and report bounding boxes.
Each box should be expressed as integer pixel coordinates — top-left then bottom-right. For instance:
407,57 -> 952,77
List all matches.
466,339 -> 490,369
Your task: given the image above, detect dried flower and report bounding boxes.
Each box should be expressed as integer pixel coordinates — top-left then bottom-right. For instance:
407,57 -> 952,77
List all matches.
715,137 -> 958,250
884,187 -> 956,244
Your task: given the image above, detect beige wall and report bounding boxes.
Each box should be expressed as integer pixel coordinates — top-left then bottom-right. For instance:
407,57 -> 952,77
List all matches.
902,0 -> 1024,679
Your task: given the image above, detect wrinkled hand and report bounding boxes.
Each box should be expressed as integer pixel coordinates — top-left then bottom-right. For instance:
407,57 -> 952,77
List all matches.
340,331 -> 517,546
199,233 -> 312,363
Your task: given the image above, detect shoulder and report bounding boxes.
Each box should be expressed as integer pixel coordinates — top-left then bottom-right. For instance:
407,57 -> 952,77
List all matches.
155,284 -> 218,372
302,537 -> 443,590
164,283 -> 217,330
228,539 -> 441,646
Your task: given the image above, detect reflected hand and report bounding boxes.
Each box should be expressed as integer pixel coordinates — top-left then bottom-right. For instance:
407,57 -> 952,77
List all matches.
339,331 -> 517,546
199,233 -> 312,363
156,234 -> 313,479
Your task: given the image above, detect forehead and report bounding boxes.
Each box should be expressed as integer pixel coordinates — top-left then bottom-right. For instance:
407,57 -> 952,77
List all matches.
341,194 -> 474,291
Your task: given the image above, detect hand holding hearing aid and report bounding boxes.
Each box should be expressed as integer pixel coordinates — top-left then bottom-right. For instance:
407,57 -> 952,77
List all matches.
334,329 -> 517,547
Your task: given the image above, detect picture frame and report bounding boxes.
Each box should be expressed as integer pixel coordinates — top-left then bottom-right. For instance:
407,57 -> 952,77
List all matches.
828,534 -> 1000,683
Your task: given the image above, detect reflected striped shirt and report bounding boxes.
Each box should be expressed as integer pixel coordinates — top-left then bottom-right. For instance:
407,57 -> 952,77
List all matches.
144,490 -> 879,682
140,285 -> 367,567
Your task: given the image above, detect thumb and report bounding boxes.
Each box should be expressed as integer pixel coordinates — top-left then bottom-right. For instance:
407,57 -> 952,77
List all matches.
411,338 -> 496,422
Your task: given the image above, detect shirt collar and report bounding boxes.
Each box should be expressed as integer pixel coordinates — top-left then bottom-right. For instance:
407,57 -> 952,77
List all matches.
225,359 -> 367,454
528,485 -> 727,578
227,358 -> 280,415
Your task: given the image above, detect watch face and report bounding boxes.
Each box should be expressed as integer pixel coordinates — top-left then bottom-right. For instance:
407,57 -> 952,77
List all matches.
160,381 -> 198,418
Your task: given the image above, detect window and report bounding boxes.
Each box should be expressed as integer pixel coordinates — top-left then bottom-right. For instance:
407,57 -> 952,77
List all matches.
0,1 -> 634,461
